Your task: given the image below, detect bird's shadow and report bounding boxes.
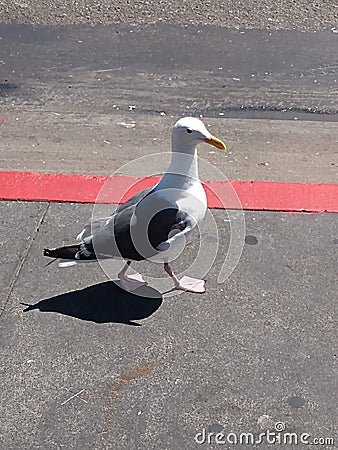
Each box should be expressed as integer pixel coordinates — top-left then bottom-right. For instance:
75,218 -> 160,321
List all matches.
21,281 -> 163,326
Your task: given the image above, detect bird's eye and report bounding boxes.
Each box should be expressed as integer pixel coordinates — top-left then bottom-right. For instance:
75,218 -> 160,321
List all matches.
186,128 -> 193,134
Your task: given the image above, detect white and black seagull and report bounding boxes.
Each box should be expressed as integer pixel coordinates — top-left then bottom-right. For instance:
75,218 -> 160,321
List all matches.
44,117 -> 226,293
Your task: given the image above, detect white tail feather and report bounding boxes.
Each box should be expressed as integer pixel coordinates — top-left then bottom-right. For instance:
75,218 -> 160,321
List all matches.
58,259 -> 97,268
59,260 -> 78,268
76,229 -> 85,241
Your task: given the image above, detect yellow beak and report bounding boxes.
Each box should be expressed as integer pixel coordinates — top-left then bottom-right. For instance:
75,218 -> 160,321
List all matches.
204,135 -> 227,151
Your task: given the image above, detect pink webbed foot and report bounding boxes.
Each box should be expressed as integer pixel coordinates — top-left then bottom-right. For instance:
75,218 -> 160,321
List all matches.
118,273 -> 147,292
176,276 -> 205,293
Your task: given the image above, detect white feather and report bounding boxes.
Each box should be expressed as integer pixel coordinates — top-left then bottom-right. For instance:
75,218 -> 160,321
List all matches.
76,229 -> 85,241
58,259 -> 97,268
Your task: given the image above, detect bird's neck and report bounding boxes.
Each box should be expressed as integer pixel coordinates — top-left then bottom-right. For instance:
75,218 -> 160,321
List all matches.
169,145 -> 199,178
156,148 -> 199,190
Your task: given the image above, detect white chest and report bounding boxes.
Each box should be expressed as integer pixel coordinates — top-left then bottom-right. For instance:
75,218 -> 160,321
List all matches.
156,181 -> 207,224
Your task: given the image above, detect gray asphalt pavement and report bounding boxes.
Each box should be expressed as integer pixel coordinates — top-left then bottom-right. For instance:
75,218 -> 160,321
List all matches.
1,24 -> 337,116
1,201 -> 337,449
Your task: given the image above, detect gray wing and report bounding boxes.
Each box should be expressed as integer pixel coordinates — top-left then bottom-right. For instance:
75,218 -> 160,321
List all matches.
77,188 -> 194,261
76,187 -> 153,242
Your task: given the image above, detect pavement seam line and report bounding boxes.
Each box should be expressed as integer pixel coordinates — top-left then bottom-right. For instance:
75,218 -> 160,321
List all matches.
0,202 -> 50,317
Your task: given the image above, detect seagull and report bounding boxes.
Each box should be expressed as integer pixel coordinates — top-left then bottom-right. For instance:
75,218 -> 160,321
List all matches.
44,117 -> 226,293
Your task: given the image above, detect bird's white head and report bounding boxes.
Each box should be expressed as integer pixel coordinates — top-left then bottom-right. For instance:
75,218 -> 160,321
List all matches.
172,117 -> 226,154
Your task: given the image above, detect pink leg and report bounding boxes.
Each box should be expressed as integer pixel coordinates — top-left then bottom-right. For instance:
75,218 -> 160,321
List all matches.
164,263 -> 205,294
118,261 -> 146,291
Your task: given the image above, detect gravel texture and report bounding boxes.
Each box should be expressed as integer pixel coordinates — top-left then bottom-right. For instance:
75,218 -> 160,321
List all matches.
0,0 -> 338,30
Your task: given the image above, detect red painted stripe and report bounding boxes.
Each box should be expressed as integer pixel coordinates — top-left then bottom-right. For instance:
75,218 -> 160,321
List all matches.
0,171 -> 337,213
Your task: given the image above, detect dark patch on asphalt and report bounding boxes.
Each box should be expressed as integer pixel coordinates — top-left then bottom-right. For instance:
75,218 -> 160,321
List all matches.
0,82 -> 18,95
245,235 -> 258,245
287,396 -> 306,408
204,105 -> 338,122
333,238 -> 338,244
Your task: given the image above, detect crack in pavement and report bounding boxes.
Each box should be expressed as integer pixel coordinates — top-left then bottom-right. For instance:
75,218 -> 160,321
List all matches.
0,202 -> 50,317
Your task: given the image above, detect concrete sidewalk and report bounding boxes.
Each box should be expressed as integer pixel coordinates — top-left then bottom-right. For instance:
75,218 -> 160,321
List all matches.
0,201 -> 336,449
